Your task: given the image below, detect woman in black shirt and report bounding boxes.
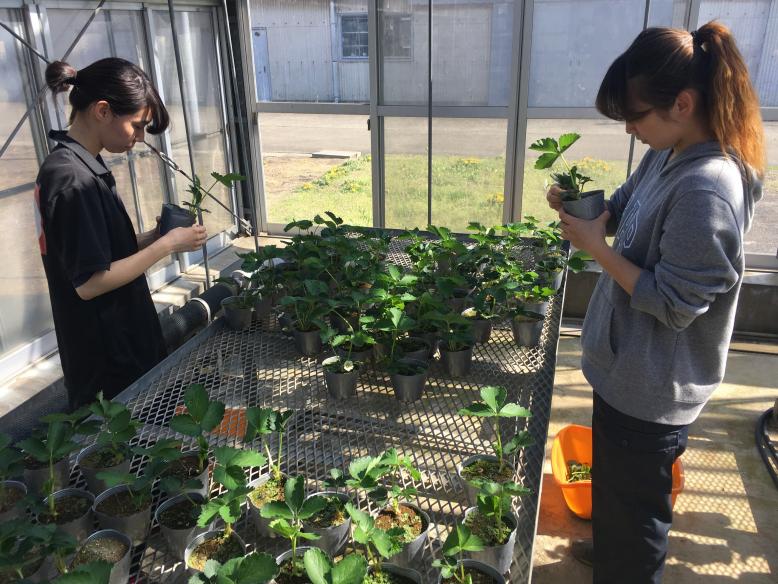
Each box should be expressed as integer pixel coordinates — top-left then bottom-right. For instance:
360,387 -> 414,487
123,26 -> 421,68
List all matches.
36,58 -> 207,409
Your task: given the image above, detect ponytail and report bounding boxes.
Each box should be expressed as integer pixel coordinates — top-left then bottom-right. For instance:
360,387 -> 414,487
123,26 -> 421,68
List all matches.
44,57 -> 169,134
695,21 -> 765,176
596,21 -> 765,176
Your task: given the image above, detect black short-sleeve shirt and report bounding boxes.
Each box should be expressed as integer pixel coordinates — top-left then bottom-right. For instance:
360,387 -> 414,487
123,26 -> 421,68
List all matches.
35,130 -> 167,409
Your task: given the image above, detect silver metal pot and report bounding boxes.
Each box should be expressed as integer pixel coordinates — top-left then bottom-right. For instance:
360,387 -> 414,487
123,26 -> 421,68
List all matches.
93,484 -> 152,545
155,492 -> 211,560
76,443 -> 131,496
302,492 -> 351,556
40,487 -> 95,542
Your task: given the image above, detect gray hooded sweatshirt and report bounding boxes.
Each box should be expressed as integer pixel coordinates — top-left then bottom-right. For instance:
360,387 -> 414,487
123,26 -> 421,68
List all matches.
581,141 -> 762,425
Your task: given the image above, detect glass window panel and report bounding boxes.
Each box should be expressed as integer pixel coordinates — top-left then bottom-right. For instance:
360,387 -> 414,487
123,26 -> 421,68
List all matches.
647,0 -> 689,27
380,0 -> 427,105
0,9 -> 54,355
697,0 -> 778,106
250,1 -> 369,103
384,116 -> 428,229
258,113 -> 372,226
384,13 -> 412,59
153,10 -> 234,237
529,0 -> 645,108
523,119 -> 632,223
431,118 -> 506,231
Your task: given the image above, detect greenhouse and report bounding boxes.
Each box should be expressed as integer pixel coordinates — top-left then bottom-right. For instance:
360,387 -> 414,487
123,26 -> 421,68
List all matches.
0,0 -> 775,583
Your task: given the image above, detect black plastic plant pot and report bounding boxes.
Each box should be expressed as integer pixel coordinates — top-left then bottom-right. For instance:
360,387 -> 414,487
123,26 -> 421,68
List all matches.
159,203 -> 196,236
524,300 -> 550,318
0,480 -> 27,522
417,331 -> 439,358
562,189 -> 605,220
330,312 -> 360,334
303,492 -> 352,556
24,457 -> 69,496
221,297 -> 253,331
448,289 -> 470,313
439,345 -> 474,377
463,507 -> 518,576
511,316 -> 544,347
324,367 -> 359,400
541,270 -> 564,292
368,563 -> 423,583
293,327 -> 322,356
40,487 -> 95,542
71,529 -> 132,584
399,337 -> 432,362
184,529 -> 246,574
471,319 -> 493,344
456,454 -> 512,506
389,359 -> 429,403
384,502 -> 430,569
77,443 -> 132,496
93,484 -> 152,545
372,340 -> 390,363
253,296 -> 273,321
156,492 -> 211,561
436,559 -> 506,584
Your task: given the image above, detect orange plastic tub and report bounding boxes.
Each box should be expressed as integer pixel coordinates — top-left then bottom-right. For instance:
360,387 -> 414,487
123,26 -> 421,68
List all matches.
551,424 -> 684,519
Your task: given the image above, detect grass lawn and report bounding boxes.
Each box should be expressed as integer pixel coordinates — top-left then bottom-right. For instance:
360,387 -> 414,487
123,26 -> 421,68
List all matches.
264,153 -> 777,232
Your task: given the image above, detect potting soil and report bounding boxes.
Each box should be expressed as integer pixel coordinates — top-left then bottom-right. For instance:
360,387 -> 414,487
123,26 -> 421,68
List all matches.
249,476 -> 286,508
275,558 -> 313,584
464,510 -> 511,546
163,454 -> 203,480
72,537 -> 128,567
375,505 -> 423,543
461,459 -> 514,484
189,533 -> 244,571
96,489 -> 148,517
80,447 -> 126,469
39,494 -> 91,524
364,572 -> 416,584
159,498 -> 200,529
305,496 -> 346,528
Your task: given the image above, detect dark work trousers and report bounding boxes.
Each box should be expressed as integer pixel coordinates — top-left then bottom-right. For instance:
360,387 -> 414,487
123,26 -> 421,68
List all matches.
592,392 -> 688,584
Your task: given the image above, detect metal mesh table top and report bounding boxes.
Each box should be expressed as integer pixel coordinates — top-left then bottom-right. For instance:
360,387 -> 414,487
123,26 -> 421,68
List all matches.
82,238 -> 565,583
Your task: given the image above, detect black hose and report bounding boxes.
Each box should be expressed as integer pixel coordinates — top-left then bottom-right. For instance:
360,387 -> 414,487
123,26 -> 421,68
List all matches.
161,282 -> 234,352
755,407 -> 778,490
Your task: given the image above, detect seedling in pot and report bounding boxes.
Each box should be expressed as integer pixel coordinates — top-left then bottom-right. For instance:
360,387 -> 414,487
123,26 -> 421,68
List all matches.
529,133 -> 592,201
423,309 -> 473,353
458,386 -> 533,483
466,480 -> 530,547
303,547 -> 367,584
188,447 -> 266,573
0,433 -> 24,516
17,412 -> 93,516
344,503 -> 405,581
97,438 -> 184,515
432,523 -> 485,584
245,408 -> 293,484
170,383 -> 226,479
260,475 -> 326,580
373,307 -> 417,362
188,551 -> 279,584
370,449 -> 425,546
322,356 -> 358,375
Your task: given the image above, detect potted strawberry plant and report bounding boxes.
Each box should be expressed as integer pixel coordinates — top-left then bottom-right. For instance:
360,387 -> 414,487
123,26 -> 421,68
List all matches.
17,416 -> 85,496
280,280 -> 330,356
321,356 -> 360,400
94,438 -> 183,544
463,480 -> 530,575
303,547 -> 367,584
387,358 -> 429,403
155,488 -> 210,561
508,305 -> 545,348
433,523 -> 505,584
245,408 -> 294,538
425,310 -> 474,378
529,133 -> 605,220
457,386 -> 532,504
0,519 -> 76,581
70,529 -> 132,584
76,392 -> 136,495
186,446 -> 264,573
262,475 -> 326,583
169,383 -> 226,498
159,171 -> 245,235
303,480 -> 352,557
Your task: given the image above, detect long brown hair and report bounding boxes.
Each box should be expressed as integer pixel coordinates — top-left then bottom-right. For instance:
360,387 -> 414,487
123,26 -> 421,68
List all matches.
45,58 -> 169,134
596,21 -> 765,176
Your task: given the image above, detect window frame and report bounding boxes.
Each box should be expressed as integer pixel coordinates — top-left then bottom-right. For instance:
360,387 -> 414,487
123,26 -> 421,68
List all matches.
340,12 -> 369,61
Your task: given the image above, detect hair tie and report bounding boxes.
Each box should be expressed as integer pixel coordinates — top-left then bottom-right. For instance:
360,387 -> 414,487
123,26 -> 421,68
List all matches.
64,72 -> 78,86
690,30 -> 700,45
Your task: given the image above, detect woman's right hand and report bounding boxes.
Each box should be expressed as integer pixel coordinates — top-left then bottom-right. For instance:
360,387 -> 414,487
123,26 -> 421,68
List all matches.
546,184 -> 563,211
163,225 -> 208,253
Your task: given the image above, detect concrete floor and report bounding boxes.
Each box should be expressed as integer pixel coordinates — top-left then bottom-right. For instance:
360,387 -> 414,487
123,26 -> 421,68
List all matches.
531,332 -> 778,583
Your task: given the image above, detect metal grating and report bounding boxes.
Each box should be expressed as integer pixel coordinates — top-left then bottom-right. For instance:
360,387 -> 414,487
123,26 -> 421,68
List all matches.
66,237 -> 566,583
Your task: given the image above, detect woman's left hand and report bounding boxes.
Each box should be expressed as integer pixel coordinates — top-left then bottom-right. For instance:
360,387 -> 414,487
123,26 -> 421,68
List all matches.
558,207 -> 610,254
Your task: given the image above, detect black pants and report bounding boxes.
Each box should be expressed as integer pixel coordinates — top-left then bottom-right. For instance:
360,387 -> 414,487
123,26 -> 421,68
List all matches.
592,392 -> 688,584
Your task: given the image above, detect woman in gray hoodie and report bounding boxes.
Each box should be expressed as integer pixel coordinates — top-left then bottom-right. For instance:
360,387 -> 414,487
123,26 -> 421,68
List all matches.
547,21 -> 764,584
